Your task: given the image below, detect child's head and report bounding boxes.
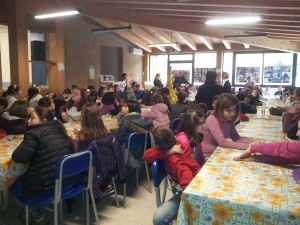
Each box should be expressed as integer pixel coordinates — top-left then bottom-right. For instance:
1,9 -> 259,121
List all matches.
214,93 -> 240,122
152,127 -> 176,151
27,86 -> 40,101
29,107 -> 55,125
194,103 -> 207,116
7,84 -> 21,97
236,92 -> 246,102
212,95 -> 219,109
178,109 -> 206,146
9,100 -> 29,118
177,91 -> 187,103
121,100 -> 141,115
38,96 -> 55,111
152,94 -> 164,105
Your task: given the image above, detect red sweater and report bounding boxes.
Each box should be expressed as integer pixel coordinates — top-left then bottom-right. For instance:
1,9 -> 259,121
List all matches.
144,141 -> 201,190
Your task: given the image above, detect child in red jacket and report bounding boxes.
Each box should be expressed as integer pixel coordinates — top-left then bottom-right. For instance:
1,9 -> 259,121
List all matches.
144,127 -> 200,225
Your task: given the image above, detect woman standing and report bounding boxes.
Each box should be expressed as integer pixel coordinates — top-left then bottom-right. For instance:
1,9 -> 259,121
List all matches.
154,73 -> 164,88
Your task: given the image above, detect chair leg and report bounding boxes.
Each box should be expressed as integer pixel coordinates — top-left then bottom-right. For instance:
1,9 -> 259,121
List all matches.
89,189 -> 99,225
86,191 -> 90,225
123,183 -> 126,208
25,205 -> 29,225
144,161 -> 152,193
59,201 -> 63,223
111,177 -> 120,208
136,168 -> 139,189
54,202 -> 58,225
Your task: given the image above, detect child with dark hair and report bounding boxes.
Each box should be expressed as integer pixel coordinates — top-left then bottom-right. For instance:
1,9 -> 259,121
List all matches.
0,97 -> 8,114
5,84 -> 21,109
38,96 -> 55,111
60,86 -> 87,122
27,86 -> 42,109
144,127 -> 201,225
98,92 -> 116,116
236,92 -> 257,114
170,91 -> 191,119
202,93 -> 251,158
141,94 -> 170,128
0,100 -> 29,134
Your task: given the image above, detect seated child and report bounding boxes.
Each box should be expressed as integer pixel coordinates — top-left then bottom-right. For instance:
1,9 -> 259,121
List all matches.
144,127 -> 201,225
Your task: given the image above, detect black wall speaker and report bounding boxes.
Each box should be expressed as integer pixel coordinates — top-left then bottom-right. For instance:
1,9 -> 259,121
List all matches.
31,41 -> 46,61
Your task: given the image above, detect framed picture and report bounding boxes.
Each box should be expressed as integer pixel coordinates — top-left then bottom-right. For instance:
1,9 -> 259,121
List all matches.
235,67 -> 261,85
194,68 -> 216,84
99,75 -> 114,85
263,66 -> 292,85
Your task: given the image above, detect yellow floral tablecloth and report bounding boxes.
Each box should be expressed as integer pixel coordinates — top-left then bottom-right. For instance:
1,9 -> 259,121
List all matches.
177,147 -> 300,225
0,135 -> 27,191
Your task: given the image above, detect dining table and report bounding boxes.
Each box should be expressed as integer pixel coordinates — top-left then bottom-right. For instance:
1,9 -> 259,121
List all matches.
177,98 -> 300,225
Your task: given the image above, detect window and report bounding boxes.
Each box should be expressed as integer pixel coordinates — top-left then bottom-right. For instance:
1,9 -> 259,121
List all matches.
169,54 -> 193,61
194,53 -> 217,85
149,55 -> 168,85
223,52 -> 233,83
0,25 -> 10,89
296,54 -> 300,87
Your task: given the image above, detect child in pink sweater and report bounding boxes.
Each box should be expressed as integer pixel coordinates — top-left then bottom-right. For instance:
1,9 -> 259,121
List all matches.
202,93 -> 251,158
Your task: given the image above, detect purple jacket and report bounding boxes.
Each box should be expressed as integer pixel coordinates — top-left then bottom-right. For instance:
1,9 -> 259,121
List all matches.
141,103 -> 170,127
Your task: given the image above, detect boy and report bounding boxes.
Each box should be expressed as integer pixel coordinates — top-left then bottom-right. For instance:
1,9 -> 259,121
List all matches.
144,127 -> 200,225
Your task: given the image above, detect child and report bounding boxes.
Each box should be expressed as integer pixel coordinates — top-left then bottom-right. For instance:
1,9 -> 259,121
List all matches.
5,84 -> 21,109
12,107 -> 74,223
202,93 -> 251,158
0,97 -> 8,115
176,109 -> 206,166
70,102 -> 109,151
60,86 -> 86,122
141,94 -> 170,128
144,127 -> 201,225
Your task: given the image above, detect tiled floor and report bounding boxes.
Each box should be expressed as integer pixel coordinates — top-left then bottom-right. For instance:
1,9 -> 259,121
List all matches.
0,168 -> 173,225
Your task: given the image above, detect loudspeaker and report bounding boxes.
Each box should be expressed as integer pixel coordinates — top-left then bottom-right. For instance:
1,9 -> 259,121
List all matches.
31,41 -> 46,61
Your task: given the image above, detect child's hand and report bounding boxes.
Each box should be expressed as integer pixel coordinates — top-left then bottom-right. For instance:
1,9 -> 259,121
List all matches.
168,144 -> 182,155
233,148 -> 252,161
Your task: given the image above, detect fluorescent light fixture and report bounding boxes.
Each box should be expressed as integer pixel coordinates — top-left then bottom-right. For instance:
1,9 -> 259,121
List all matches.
35,10 -> 79,19
148,42 -> 178,47
206,16 -> 261,25
244,43 -> 250,49
92,25 -> 132,33
224,33 -> 268,39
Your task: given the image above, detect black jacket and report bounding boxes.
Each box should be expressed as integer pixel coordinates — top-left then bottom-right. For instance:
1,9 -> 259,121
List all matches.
195,80 -> 224,110
12,121 -> 73,198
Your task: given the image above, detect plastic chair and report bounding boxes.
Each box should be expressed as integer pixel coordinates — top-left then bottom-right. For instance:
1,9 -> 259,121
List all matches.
123,132 -> 152,208
152,160 -> 168,208
169,118 -> 181,132
11,151 -> 99,225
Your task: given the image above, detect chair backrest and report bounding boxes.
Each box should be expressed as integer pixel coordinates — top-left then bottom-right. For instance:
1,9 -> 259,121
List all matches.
55,151 -> 93,203
152,160 -> 168,207
169,118 -> 181,132
124,132 -> 148,164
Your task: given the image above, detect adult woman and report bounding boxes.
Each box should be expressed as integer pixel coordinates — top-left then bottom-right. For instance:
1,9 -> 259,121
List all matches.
12,107 -> 74,223
154,73 -> 164,88
222,72 -> 231,93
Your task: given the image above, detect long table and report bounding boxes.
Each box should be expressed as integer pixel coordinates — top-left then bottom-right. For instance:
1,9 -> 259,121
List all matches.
177,147 -> 300,225
177,99 -> 300,225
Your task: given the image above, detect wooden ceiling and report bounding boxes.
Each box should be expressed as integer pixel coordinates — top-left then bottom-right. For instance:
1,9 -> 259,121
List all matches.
5,0 -> 300,53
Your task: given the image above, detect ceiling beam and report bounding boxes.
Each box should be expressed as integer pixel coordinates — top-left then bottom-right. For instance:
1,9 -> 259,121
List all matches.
199,36 -> 213,50
222,40 -> 231,49
173,32 -> 197,51
92,18 -> 152,52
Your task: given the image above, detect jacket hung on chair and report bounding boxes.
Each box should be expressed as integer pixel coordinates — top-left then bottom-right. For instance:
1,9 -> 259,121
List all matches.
84,135 -> 127,198
12,121 -> 73,198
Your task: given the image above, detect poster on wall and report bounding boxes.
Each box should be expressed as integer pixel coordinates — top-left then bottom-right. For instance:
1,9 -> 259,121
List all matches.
194,68 -> 216,83
99,75 -> 114,86
235,67 -> 261,85
171,70 -> 191,85
263,66 -> 292,85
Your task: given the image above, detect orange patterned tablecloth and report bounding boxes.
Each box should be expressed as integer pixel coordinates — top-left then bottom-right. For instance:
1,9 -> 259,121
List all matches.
177,147 -> 300,225
0,135 -> 27,190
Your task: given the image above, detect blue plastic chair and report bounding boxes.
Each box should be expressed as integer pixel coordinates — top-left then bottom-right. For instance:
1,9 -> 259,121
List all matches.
123,132 -> 152,208
169,118 -> 181,132
11,151 -> 99,225
152,160 -> 168,208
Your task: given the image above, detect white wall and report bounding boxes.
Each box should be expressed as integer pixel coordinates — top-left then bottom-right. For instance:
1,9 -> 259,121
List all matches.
0,25 -> 10,88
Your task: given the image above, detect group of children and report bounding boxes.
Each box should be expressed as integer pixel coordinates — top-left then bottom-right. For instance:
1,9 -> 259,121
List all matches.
2,73 -> 300,224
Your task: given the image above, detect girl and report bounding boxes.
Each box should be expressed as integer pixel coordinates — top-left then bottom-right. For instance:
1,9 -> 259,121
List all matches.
60,86 -> 86,122
38,96 -> 56,112
176,109 -> 206,166
27,86 -> 42,109
0,100 -> 29,134
222,72 -> 231,93
141,94 -> 170,128
202,93 -> 251,158
70,102 -> 109,151
12,107 -> 74,223
5,84 -> 21,109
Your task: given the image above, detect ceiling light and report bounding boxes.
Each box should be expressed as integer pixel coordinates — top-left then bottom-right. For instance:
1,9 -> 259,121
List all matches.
35,10 -> 79,19
92,25 -> 132,33
224,33 -> 268,39
148,42 -> 178,47
205,16 -> 261,26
